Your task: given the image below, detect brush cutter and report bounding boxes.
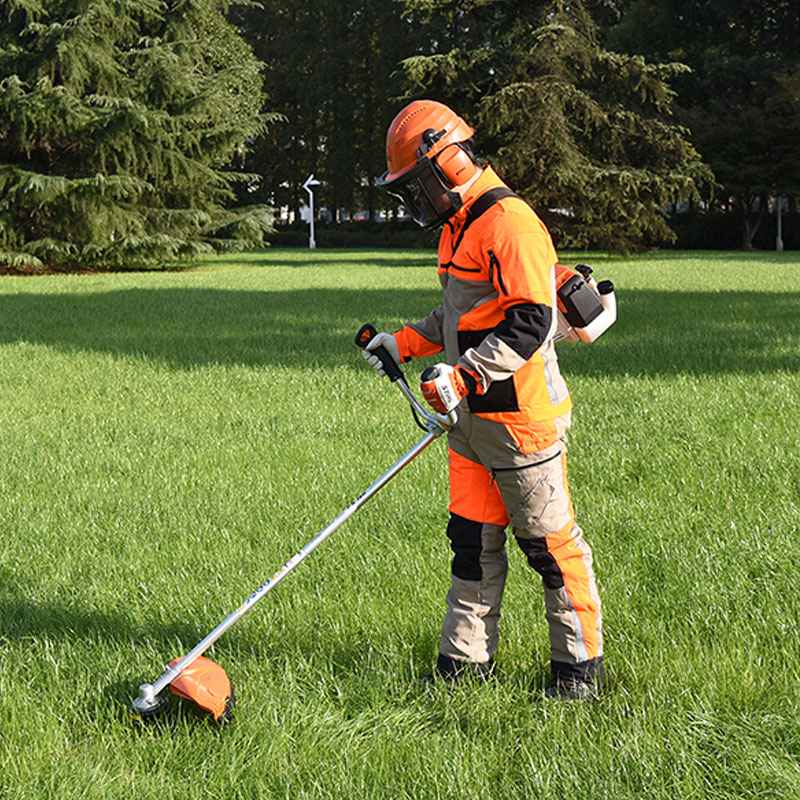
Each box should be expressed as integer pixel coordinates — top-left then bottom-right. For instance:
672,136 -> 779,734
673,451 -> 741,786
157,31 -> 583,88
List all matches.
129,323 -> 455,724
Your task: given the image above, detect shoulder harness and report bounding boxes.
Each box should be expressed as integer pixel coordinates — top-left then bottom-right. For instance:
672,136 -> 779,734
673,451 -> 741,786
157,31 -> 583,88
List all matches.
442,187 -> 522,270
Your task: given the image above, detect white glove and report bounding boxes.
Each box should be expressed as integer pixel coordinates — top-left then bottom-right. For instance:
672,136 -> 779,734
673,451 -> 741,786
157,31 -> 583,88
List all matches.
361,332 -> 401,378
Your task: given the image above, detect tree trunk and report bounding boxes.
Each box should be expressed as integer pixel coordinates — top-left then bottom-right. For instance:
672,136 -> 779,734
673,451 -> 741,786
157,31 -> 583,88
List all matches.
738,194 -> 766,250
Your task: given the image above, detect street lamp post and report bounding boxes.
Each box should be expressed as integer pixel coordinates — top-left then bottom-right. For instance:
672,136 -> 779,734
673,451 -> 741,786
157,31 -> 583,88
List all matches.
303,173 -> 321,249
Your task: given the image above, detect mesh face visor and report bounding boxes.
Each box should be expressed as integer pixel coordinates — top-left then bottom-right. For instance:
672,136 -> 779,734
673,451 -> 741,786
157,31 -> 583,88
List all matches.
378,156 -> 463,228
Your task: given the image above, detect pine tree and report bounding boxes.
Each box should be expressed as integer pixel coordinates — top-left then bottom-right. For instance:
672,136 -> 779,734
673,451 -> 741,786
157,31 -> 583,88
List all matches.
235,0 -> 425,222
608,0 -> 800,249
0,0 -> 277,270
400,0 -> 712,252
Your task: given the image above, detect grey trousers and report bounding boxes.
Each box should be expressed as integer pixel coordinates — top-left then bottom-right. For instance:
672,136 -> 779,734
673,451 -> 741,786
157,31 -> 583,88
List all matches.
439,410 -> 603,677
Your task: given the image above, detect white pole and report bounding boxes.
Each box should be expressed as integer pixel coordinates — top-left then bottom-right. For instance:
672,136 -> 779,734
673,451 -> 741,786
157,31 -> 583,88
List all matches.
302,173 -> 321,249
309,189 -> 315,250
776,196 -> 784,252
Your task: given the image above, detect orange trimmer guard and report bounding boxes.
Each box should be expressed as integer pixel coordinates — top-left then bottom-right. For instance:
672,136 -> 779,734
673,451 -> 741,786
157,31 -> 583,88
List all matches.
168,656 -> 233,721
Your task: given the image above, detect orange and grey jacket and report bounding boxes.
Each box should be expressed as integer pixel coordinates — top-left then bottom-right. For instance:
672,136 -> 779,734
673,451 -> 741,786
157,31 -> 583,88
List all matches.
394,166 -> 572,429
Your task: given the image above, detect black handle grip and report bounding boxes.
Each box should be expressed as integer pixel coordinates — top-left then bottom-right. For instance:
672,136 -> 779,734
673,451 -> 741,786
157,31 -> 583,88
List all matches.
355,323 -> 405,382
596,280 -> 614,295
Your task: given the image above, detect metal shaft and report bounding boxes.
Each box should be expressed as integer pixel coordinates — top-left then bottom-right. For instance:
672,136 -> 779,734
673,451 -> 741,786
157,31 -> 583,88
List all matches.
146,426 -> 444,698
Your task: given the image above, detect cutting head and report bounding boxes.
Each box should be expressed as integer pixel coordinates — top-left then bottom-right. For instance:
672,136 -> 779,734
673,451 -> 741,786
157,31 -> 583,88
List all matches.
168,655 -> 234,723
129,684 -> 169,725
129,655 -> 234,725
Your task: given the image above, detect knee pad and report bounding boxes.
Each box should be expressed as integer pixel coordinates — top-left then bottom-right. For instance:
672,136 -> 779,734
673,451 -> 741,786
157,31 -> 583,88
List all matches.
446,513 -> 483,581
515,535 -> 565,589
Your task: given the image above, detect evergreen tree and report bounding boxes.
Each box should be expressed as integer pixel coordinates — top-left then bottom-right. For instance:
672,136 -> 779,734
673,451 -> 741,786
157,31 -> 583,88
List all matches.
607,0 -> 800,249
0,0 -> 277,270
235,0 -> 423,221
399,0 -> 711,252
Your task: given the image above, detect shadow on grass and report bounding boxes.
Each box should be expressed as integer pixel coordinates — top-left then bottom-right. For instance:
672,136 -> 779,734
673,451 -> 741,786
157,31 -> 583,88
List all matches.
0,568 -> 578,716
0,569 -> 446,716
0,578 -> 208,652
0,285 -> 798,376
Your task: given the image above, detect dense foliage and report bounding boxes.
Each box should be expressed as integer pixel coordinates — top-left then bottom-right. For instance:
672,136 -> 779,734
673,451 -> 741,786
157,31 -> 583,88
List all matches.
399,0 -> 712,252
235,0 -> 715,253
231,0 -> 427,222
0,0 -> 276,270
608,0 -> 800,249
1,0 -> 798,267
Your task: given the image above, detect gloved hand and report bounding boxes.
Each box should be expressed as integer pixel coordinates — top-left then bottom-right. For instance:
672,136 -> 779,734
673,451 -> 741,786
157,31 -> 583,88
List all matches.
420,363 -> 470,414
361,332 -> 401,378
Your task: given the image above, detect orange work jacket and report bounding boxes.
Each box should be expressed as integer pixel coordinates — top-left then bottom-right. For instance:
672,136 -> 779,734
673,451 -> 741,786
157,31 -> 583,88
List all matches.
394,166 -> 572,429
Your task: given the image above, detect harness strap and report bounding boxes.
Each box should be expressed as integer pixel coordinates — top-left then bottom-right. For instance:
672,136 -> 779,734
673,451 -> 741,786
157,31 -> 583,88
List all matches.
465,187 -> 521,227
444,187 -> 522,268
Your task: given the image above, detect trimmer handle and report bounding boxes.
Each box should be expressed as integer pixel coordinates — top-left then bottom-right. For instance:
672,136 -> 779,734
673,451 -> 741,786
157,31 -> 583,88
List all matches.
355,323 -> 406,383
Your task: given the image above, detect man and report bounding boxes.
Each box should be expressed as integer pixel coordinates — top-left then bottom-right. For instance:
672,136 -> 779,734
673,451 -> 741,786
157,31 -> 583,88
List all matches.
363,99 -> 604,699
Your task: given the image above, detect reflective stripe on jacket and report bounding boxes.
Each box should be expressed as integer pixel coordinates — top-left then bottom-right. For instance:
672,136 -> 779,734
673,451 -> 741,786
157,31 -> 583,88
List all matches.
395,166 -> 571,425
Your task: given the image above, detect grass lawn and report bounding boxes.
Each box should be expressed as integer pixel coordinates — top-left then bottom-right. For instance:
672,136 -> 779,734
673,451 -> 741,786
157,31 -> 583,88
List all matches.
0,247 -> 799,799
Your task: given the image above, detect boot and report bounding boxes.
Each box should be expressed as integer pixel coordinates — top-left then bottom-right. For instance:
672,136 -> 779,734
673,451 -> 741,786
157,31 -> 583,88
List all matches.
417,654 -> 494,687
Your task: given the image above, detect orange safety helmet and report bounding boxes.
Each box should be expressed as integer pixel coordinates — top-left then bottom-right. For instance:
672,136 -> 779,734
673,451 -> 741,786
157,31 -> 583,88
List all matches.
377,99 -> 479,227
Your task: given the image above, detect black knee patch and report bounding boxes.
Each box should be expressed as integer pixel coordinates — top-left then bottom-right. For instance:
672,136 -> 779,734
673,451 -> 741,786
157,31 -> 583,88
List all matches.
515,536 -> 564,589
446,513 -> 483,581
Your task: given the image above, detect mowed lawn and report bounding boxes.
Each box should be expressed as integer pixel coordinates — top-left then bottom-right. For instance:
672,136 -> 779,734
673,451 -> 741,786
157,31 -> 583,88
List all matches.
0,248 -> 798,799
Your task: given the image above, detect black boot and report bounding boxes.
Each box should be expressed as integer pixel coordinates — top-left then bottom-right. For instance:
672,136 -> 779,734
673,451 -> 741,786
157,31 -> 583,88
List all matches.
417,654 -> 494,687
544,674 -> 597,700
545,657 -> 605,701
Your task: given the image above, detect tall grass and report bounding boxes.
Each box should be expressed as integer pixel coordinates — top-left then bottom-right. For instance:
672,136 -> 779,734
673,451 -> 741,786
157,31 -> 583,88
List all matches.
0,248 -> 798,799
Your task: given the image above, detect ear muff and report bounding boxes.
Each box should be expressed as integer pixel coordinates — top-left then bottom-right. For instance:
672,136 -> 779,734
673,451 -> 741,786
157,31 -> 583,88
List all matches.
435,144 -> 478,187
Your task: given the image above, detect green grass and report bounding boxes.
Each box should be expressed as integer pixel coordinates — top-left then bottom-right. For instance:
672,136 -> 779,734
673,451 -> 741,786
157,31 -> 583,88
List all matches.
1,247 -> 799,799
